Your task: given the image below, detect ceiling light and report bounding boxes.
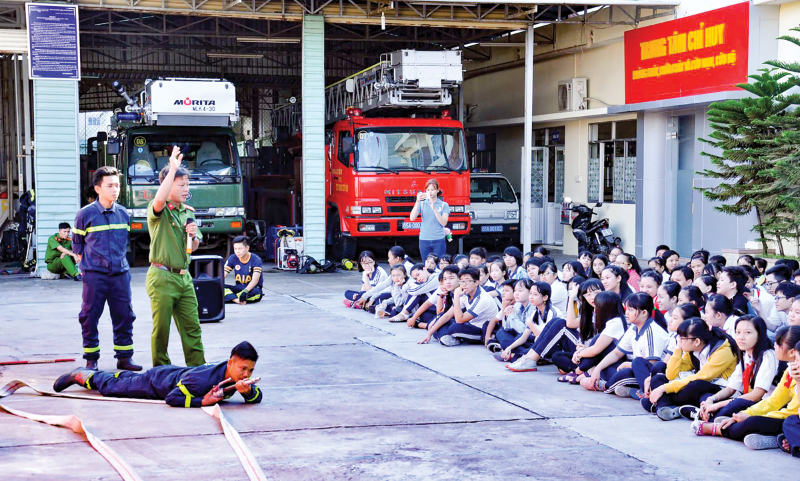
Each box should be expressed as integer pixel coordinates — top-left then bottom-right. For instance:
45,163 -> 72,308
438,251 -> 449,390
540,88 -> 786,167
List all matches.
236,37 -> 301,44
207,53 -> 264,59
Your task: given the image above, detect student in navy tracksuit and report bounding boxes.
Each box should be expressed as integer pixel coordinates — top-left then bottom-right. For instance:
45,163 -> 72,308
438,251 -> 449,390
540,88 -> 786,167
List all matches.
72,166 -> 140,372
54,342 -> 263,408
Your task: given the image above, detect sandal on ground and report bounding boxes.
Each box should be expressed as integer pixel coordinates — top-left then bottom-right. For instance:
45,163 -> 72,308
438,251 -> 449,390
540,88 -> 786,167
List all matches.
569,373 -> 584,385
389,313 -> 408,323
690,420 -> 716,436
778,434 -> 791,454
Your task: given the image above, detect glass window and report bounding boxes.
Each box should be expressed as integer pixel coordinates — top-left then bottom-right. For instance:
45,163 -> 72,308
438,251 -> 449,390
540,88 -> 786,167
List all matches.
127,133 -> 237,180
353,127 -> 467,172
597,122 -> 613,141
338,131 -> 352,167
616,119 -> 637,139
470,177 -> 517,203
588,120 -> 637,204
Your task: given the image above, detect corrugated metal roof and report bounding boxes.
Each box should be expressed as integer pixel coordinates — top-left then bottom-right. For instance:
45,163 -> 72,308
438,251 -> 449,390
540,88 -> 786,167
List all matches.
0,29 -> 27,54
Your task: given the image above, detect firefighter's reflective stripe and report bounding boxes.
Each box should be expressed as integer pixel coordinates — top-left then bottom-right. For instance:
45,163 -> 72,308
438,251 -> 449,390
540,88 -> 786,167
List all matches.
114,344 -> 134,351
84,224 -> 130,234
176,381 -> 193,408
84,346 -> 100,353
245,386 -> 260,402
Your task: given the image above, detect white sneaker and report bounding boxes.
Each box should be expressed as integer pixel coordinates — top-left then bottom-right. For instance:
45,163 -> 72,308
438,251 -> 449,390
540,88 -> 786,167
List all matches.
744,434 -> 779,450
439,335 -> 461,347
506,357 -> 538,372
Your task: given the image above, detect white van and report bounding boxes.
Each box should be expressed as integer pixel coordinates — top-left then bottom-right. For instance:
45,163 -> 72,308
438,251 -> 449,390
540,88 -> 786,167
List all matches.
466,173 -> 520,246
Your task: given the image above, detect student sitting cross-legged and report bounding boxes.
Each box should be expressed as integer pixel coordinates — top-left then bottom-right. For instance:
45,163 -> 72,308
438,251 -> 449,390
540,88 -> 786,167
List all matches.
418,266 -> 499,347
406,270 -> 451,330
343,251 -> 387,307
690,325 -> 800,451
223,236 -> 263,304
387,263 -> 439,323
490,279 -> 533,363
496,281 -> 563,364
484,279 -> 518,352
376,265 -> 410,319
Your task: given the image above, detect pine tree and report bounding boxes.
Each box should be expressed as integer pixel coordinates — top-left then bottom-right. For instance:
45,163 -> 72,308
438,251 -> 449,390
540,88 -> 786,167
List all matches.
697,67 -> 797,254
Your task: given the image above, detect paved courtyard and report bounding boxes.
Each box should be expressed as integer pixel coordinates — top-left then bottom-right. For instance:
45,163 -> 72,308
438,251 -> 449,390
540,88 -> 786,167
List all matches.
0,265 -> 797,480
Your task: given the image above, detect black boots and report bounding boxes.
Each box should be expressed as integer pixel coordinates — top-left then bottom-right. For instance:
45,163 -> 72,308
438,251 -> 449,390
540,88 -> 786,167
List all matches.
116,358 -> 142,371
53,368 -> 96,392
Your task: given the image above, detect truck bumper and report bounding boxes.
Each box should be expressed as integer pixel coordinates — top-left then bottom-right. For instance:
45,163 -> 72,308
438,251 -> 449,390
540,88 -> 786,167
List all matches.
129,217 -> 245,235
341,215 -> 471,238
465,222 -> 520,241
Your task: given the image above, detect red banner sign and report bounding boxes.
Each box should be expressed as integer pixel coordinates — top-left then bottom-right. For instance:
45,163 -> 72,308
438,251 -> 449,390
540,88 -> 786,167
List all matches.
624,2 -> 749,104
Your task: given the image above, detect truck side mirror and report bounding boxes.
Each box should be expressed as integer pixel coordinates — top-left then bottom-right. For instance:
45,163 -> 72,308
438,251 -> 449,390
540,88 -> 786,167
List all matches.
106,139 -> 120,155
341,137 -> 355,156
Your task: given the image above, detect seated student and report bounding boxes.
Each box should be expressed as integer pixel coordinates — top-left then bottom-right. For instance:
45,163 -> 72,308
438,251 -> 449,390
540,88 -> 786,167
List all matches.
648,256 -> 668,282
540,262 -> 569,315
738,254 -> 756,268
694,275 -> 717,296
590,254 -> 609,280
709,254 -> 727,266
357,246 -> 413,309
585,292 -> 671,394
578,250 -> 593,275
452,254 -> 469,270
704,294 -> 738,336
678,285 -> 706,310
438,254 -> 452,270
469,247 -> 487,267
764,264 -> 791,297
424,254 -> 439,272
45,222 -> 81,281
525,257 -> 543,281
418,266 -> 500,347
407,269 -> 454,330
718,266 -> 750,315
54,341 -> 263,407
794,269 -> 800,285
343,251 -> 387,307
638,269 -> 662,304
561,261 -> 586,284
607,246 -> 622,264
759,282 -> 800,339
670,266 -> 694,289
687,316 -> 778,422
485,279 -> 519,351
523,251 -> 534,266
655,245 -> 671,258
657,281 -> 680,326
691,326 -> 800,451
600,265 -> 634,303
661,250 -> 682,280
485,259 -> 507,296
378,265 -> 410,319
690,250 -> 709,280
704,262 -> 724,280
743,265 -> 774,317
641,318 -> 738,419
559,291 -> 627,385
615,253 -> 641,293
388,263 -> 440,322
223,236 -> 263,304
524,281 -> 562,334
503,247 -> 528,280
506,278 -> 602,373
533,246 -> 549,258
490,279 -> 532,360
624,303 -> 701,400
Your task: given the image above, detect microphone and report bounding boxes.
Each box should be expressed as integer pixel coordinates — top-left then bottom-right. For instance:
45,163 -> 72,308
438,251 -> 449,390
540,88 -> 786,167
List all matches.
185,218 -> 195,254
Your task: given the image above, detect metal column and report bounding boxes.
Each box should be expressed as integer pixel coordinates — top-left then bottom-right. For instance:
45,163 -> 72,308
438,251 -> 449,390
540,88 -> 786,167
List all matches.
301,15 -> 326,260
521,25 -> 534,254
22,54 -> 32,193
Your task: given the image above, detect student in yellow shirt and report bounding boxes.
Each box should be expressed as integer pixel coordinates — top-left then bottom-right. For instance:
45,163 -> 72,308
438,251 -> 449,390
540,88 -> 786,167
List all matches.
690,325 -> 800,451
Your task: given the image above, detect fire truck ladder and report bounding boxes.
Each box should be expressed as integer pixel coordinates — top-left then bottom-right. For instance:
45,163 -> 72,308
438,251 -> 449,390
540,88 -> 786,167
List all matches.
271,50 -> 463,139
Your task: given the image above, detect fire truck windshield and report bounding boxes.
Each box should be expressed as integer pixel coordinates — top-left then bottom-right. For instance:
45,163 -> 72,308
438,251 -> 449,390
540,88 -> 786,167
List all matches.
354,127 -> 466,173
127,133 -> 239,182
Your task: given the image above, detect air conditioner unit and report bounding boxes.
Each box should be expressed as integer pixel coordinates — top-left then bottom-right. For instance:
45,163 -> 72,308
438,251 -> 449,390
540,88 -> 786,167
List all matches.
557,78 -> 587,112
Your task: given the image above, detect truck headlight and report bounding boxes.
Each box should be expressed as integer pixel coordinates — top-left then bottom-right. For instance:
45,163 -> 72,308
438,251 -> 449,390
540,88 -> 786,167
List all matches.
224,207 -> 237,216
351,206 -> 362,215
370,206 -> 382,214
451,222 -> 466,230
216,207 -> 225,217
237,207 -> 245,216
451,205 -> 465,213
505,210 -> 519,220
132,209 -> 147,218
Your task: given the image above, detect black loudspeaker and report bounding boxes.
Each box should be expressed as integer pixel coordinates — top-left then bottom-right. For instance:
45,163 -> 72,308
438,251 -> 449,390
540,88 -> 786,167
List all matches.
190,255 -> 225,323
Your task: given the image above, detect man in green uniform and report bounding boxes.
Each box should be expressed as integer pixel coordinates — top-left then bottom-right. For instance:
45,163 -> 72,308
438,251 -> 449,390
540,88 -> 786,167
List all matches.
146,146 -> 205,367
45,222 -> 81,280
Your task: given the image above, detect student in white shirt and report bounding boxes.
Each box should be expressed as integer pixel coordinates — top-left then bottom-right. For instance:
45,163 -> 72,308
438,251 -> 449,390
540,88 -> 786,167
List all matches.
484,280 -> 518,351
752,282 -> 800,339
344,251 -> 387,307
504,247 -> 529,281
407,266 -> 459,330
387,263 -> 439,322
491,279 -> 533,361
418,267 -> 499,346
584,292 -> 670,393
539,262 -> 569,315
703,294 -> 737,337
356,246 -> 412,309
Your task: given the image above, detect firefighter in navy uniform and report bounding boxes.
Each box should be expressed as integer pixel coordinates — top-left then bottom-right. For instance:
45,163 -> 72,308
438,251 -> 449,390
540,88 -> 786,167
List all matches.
53,342 -> 262,407
72,166 -> 141,372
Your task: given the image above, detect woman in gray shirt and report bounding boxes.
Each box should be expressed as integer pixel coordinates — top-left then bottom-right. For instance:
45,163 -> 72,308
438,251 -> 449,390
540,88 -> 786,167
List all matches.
409,179 -> 450,259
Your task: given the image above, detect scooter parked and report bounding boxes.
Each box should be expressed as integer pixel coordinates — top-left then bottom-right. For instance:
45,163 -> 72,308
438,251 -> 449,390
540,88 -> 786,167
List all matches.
563,197 -> 621,255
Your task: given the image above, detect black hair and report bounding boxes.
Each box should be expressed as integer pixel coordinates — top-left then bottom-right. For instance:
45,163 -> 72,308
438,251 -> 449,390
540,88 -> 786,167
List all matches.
231,341 -> 259,362
775,258 -> 800,272
661,250 -> 681,272
697,275 -> 718,293
439,254 -> 452,265
655,244 -> 671,254
486,255 -> 501,263
563,261 -> 587,279
425,253 -> 439,264
530,281 -> 553,321
672,266 -> 694,282
738,254 -> 755,267
390,264 -> 408,279
232,235 -> 249,246
775,325 -> 800,351
410,263 -> 426,275
754,258 -> 767,274
721,266 -> 747,294
675,303 -> 702,322
578,279 -> 604,341
389,245 -> 406,260
775,282 -> 800,300
490,260 -> 508,280
677,318 -> 738,369
469,247 -> 487,260
524,251 -> 534,259
578,250 -> 593,260
794,269 -> 800,280
603,264 -> 630,285
514,278 -> 533,291
159,164 -> 190,183
648,256 -> 666,272
526,257 -> 544,268
703,263 -> 723,278
452,254 -> 468,265
706,293 -> 734,317
709,255 -> 727,266
733,315 -> 773,391
640,269 -> 663,287
458,266 -> 480,282
477,263 -> 489,278
503,246 -> 523,267
691,250 -> 710,265
94,165 -> 120,186
625,291 -> 655,318
357,250 -> 378,273
569,275 -> 587,289
680,285 -> 706,308
593,291 -> 626,335
617,253 -> 641,275
590,254 -> 609,279
766,265 -> 792,283
534,246 -> 550,256
442,265 -> 460,277
540,255 -> 556,266
741,265 -> 760,282
540,262 -> 557,276
58,222 -> 71,230
501,279 -> 517,290
659,281 -> 681,300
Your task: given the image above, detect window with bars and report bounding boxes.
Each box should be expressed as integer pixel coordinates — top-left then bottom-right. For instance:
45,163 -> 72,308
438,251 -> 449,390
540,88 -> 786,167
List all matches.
588,120 -> 636,204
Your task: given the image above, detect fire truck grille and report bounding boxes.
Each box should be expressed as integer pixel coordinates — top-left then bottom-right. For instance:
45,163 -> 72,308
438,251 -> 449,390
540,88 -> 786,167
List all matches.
385,196 -> 416,203
387,206 -> 413,214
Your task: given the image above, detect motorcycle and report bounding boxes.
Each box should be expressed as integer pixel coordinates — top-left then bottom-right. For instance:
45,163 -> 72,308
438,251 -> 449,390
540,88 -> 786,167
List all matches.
563,198 -> 621,255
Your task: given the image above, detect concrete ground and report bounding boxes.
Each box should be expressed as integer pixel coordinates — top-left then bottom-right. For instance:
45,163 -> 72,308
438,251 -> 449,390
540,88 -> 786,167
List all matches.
0,261 -> 797,480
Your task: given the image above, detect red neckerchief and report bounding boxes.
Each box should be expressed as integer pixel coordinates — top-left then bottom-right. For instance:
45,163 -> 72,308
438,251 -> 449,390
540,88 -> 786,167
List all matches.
785,372 -> 794,389
742,360 -> 755,394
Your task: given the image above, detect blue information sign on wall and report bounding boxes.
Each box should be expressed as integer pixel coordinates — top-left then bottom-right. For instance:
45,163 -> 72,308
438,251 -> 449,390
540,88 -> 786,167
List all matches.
26,4 -> 81,80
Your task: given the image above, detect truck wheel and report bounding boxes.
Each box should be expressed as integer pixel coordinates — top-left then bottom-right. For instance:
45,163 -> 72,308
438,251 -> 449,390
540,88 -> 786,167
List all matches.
329,214 -> 357,261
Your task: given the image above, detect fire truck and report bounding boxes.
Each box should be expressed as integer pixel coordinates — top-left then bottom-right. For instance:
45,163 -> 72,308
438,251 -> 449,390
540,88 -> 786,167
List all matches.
91,78 -> 246,262
272,50 -> 471,260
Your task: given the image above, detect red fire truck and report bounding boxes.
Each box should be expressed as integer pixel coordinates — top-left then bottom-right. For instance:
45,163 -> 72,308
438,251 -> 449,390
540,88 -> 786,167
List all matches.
272,50 -> 471,259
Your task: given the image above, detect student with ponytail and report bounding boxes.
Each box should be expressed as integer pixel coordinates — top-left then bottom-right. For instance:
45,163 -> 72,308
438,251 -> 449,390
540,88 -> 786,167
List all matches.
694,275 -> 717,296
600,265 -> 634,303
678,285 -> 706,310
641,318 -> 738,419
704,294 -> 737,336
657,281 -> 681,325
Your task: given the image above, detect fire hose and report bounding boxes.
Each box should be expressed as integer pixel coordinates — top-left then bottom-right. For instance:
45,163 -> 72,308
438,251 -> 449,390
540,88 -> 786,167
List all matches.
0,380 -> 268,481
